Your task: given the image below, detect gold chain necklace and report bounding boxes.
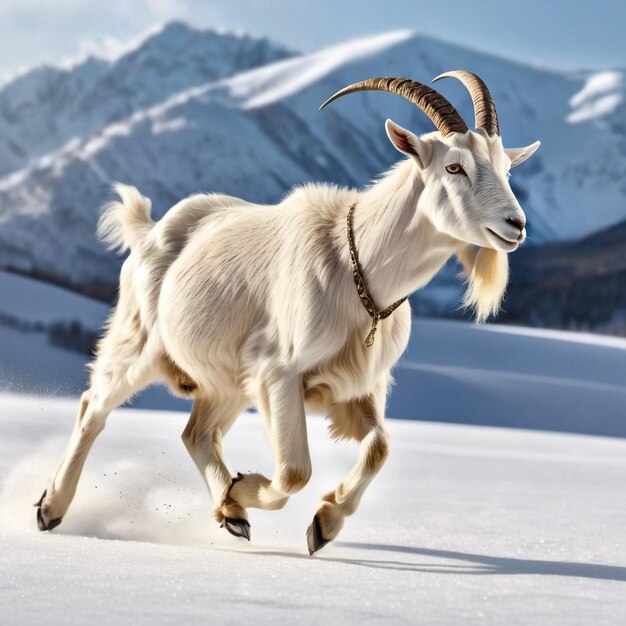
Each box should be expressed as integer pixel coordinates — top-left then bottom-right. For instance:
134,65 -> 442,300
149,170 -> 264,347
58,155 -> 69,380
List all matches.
346,203 -> 408,347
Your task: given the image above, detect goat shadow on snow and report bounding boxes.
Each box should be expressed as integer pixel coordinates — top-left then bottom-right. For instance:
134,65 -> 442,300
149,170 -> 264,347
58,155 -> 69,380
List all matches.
235,541 -> 626,582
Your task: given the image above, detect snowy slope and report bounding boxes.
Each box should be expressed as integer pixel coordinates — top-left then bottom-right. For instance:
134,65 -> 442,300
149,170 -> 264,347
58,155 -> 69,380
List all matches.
0,26 -> 623,299
1,270 -> 625,436
391,320 -> 626,437
0,396 -> 625,625
0,270 -> 108,327
0,270 -> 188,408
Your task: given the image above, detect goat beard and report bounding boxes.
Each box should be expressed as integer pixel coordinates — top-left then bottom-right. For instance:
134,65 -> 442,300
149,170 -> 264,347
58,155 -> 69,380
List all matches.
461,247 -> 509,323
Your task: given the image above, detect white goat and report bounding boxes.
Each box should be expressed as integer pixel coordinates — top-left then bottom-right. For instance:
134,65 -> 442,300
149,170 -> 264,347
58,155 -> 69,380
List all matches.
36,71 -> 539,554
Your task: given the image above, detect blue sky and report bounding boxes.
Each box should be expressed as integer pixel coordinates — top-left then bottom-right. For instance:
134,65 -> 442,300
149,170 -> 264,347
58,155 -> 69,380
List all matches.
0,0 -> 623,80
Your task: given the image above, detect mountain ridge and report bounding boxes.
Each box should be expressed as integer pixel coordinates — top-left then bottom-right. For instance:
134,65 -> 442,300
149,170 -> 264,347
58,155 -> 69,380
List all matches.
0,21 -> 294,177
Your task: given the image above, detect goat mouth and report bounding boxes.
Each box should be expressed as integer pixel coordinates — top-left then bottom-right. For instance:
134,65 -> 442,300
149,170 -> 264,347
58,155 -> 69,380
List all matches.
485,228 -> 518,250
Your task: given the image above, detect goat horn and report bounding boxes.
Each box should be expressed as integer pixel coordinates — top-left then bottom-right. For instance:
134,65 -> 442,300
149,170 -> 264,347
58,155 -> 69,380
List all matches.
319,77 -> 468,137
432,70 -> 500,136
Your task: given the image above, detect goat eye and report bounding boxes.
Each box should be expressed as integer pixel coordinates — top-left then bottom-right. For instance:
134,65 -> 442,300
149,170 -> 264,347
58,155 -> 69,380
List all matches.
445,164 -> 465,175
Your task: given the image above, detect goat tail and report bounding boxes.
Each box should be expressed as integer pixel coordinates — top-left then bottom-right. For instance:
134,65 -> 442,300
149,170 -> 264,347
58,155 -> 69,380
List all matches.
97,183 -> 154,254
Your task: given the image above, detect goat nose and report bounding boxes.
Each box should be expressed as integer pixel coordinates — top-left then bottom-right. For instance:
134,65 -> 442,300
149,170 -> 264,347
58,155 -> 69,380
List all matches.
506,216 -> 525,232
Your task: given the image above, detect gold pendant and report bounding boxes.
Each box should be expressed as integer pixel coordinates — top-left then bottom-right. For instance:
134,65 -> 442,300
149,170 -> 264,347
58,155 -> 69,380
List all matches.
364,315 -> 379,347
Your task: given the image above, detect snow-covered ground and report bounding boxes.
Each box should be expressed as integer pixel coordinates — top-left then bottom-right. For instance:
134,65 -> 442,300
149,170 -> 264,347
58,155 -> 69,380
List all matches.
0,395 -> 624,625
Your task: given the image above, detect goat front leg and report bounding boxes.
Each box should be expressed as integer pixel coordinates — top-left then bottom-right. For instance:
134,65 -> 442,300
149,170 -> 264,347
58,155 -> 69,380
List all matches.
307,379 -> 390,555
225,372 -> 312,515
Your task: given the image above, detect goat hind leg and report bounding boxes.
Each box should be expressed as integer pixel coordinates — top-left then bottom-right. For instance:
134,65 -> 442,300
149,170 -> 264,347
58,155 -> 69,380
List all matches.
36,364 -> 155,531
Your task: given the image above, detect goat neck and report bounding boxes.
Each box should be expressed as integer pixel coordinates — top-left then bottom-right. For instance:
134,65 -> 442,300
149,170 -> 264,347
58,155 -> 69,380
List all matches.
348,158 -> 458,308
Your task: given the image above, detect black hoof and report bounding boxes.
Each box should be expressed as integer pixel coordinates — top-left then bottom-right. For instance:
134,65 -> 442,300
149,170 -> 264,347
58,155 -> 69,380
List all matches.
222,517 -> 251,541
306,515 -> 329,555
35,490 -> 62,531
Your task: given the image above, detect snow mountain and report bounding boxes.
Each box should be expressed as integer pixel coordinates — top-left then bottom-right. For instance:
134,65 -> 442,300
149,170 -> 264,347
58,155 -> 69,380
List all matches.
0,24 -> 624,322
0,21 -> 293,177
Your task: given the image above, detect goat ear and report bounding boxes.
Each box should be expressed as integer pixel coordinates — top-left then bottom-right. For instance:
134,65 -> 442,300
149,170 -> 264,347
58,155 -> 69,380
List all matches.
505,141 -> 541,168
385,119 -> 432,168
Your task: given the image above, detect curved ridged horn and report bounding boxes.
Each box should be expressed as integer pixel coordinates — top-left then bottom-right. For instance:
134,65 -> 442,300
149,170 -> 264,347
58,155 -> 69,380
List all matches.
319,77 -> 468,137
432,70 -> 499,136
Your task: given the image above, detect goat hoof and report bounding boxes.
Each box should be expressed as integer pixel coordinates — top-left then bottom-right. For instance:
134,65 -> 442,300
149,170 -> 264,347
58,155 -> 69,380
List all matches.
37,508 -> 63,531
306,515 -> 329,555
35,491 -> 63,531
222,517 -> 251,541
